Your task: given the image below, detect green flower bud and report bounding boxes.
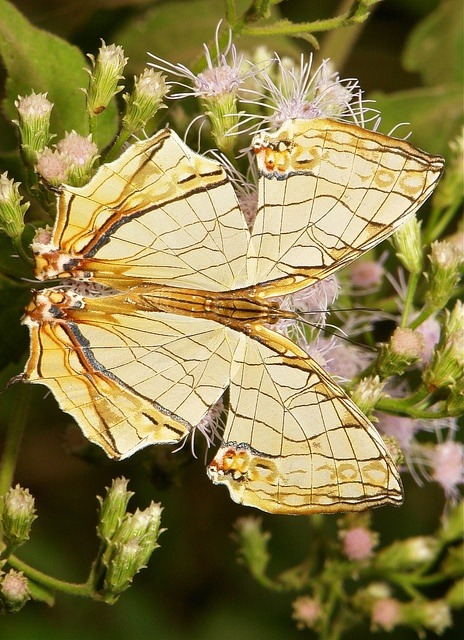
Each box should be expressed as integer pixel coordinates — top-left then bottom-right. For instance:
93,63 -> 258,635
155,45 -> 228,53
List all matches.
0,173 -> 29,239
0,570 -> 31,613
99,501 -> 163,601
103,539 -> 142,599
433,126 -> 463,211
14,92 -> 54,165
424,302 -> 464,392
55,131 -> 99,187
402,599 -> 452,636
425,241 -> 462,311
97,477 -> 134,542
1,485 -> 37,550
393,216 -> 423,274
85,42 -> 127,116
202,92 -> 240,154
375,536 -> 440,572
232,516 -> 271,580
122,69 -> 169,134
351,376 -> 385,416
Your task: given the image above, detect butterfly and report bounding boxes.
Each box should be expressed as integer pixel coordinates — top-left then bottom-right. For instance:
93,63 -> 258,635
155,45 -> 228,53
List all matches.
20,118 -> 444,514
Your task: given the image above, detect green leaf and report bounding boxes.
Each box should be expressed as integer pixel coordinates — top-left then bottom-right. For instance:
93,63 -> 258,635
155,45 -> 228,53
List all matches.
0,0 -> 118,149
371,84 -> 463,160
403,0 -> 464,86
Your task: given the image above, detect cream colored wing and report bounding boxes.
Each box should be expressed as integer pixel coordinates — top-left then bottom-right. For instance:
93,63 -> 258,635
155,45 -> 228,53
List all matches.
40,129 -> 249,291
208,328 -> 402,514
248,118 -> 444,296
22,288 -> 238,459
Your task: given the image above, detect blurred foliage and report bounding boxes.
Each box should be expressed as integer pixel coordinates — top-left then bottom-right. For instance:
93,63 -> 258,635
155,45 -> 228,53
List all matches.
0,0 -> 462,638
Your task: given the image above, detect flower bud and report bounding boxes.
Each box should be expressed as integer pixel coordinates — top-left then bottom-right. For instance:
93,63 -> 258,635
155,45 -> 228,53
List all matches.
1,485 -> 37,550
402,599 -> 452,636
393,216 -> 423,274
423,302 -> 464,392
425,240 -> 462,311
122,69 -> 169,134
0,173 -> 29,239
232,516 -> 271,580
36,148 -> 71,186
14,92 -> 54,165
377,327 -> 425,377
0,570 -> 31,613
97,477 -> 134,542
371,597 -> 402,632
433,126 -> 463,211
102,539 -> 143,599
375,536 -> 439,572
351,376 -> 385,416
85,42 -> 127,116
99,501 -> 163,602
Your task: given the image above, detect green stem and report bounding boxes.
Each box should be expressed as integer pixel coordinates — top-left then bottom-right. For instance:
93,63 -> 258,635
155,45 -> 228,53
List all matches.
423,200 -> 463,245
12,235 -> 34,267
400,272 -> 421,328
409,304 -> 436,330
7,555 -> 93,598
375,395 -> 449,420
103,129 -> 132,164
89,114 -> 98,145
0,384 -> 31,498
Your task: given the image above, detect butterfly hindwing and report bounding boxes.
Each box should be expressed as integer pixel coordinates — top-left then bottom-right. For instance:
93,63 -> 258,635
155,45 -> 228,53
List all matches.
208,328 -> 403,514
22,290 -> 191,459
22,287 -> 240,457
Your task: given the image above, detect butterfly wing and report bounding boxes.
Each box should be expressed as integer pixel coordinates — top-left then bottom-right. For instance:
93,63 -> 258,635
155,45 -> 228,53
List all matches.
208,328 -> 402,514
22,288 -> 239,459
248,118 -> 444,296
39,129 -> 250,291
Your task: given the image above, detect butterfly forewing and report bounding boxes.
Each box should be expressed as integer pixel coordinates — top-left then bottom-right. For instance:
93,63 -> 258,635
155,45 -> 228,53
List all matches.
48,130 -> 250,291
248,119 -> 444,296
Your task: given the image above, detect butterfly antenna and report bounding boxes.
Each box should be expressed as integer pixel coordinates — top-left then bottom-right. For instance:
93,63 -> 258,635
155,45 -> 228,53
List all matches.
295,309 -> 379,352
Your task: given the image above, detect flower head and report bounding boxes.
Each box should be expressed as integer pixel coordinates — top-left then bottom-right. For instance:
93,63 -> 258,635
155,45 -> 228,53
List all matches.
122,68 -> 169,134
429,441 -> 463,499
251,55 -> 375,129
14,92 -> 54,165
292,596 -> 321,630
371,598 -> 401,631
149,25 -> 256,151
0,172 -> 29,238
85,41 -> 127,116
340,525 -> 378,561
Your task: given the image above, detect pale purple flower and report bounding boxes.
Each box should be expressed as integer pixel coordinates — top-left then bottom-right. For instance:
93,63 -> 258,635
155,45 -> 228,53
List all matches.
249,55 -> 378,129
371,598 -> 401,631
340,526 -> 377,561
292,596 -> 321,629
429,441 -> 463,499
